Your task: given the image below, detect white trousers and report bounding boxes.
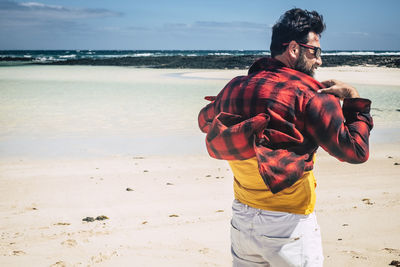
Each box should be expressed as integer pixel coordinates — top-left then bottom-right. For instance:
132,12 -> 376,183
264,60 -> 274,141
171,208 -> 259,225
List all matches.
231,200 -> 324,267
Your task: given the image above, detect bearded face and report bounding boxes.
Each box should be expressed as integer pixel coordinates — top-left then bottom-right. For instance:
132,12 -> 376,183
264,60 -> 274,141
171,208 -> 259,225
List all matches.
294,48 -> 318,77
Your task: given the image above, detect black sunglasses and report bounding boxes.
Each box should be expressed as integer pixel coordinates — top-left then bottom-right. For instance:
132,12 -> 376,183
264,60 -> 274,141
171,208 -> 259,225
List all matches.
282,42 -> 322,58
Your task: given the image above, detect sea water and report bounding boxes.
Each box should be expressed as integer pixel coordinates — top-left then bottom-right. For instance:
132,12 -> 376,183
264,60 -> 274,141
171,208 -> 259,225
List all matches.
0,65 -> 399,158
0,65 -> 231,158
353,83 -> 400,144
1,50 -> 400,63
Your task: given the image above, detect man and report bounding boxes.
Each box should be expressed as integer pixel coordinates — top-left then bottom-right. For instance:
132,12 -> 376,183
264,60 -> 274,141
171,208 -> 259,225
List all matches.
198,8 -> 373,267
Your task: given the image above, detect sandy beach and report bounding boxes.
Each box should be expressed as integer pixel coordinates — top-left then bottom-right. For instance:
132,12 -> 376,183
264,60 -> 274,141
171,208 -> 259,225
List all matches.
1,66 -> 399,266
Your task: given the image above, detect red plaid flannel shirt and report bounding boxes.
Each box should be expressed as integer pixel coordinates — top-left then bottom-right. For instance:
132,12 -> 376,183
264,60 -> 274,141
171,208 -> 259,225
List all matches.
198,57 -> 373,193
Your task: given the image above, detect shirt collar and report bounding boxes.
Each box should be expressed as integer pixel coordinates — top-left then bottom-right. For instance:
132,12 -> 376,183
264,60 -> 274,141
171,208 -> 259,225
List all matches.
248,57 -> 323,90
248,57 -> 286,75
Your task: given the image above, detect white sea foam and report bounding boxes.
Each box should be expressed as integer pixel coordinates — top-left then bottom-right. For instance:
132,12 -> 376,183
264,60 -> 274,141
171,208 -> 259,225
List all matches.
34,56 -> 56,62
100,55 -> 130,58
209,52 -> 232,56
377,51 -> 400,56
60,55 -> 77,59
132,53 -> 154,57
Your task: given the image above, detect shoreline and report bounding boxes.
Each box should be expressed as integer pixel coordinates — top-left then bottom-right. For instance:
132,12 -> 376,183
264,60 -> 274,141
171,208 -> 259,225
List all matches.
175,65 -> 400,86
2,64 -> 400,85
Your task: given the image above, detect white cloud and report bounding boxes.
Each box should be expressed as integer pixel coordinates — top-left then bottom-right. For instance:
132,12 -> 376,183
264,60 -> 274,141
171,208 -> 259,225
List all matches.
0,0 -> 122,24
162,21 -> 269,32
19,2 -> 63,9
330,31 -> 371,38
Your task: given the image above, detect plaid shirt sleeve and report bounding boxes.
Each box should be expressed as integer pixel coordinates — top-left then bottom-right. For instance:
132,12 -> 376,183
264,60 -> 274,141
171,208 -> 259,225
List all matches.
305,94 -> 373,163
198,100 -> 217,134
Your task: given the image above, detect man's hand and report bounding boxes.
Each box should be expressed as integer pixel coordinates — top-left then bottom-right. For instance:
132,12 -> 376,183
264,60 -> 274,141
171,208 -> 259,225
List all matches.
318,79 -> 360,100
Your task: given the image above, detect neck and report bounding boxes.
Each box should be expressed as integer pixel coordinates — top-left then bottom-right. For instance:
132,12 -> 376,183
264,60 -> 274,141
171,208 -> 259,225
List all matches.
273,54 -> 295,69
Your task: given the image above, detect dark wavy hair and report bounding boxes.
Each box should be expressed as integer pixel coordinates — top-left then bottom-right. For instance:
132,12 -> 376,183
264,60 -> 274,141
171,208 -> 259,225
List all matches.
270,8 -> 326,57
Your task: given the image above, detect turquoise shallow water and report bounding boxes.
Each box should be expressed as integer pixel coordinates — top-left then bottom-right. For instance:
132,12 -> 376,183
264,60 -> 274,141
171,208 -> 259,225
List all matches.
354,83 -> 400,128
0,66 -> 399,158
0,66 -> 228,158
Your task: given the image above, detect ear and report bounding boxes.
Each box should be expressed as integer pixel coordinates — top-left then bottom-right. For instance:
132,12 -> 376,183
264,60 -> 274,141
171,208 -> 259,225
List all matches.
288,40 -> 299,60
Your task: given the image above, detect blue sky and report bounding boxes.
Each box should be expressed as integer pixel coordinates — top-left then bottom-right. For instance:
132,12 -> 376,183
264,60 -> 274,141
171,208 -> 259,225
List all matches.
0,0 -> 399,50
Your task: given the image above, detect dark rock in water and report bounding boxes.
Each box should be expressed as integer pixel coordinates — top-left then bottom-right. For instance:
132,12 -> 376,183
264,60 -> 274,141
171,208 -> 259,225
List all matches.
95,215 -> 109,220
321,55 -> 400,68
82,217 -> 95,222
0,57 -> 34,62
36,55 -> 400,69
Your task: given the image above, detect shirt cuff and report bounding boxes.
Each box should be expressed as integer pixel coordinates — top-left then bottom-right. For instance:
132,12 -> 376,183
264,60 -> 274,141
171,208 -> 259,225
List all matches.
342,98 -> 371,113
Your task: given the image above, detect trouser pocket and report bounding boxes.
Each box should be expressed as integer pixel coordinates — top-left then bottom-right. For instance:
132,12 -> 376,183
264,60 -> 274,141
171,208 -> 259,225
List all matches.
259,234 -> 302,267
231,220 -> 302,267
